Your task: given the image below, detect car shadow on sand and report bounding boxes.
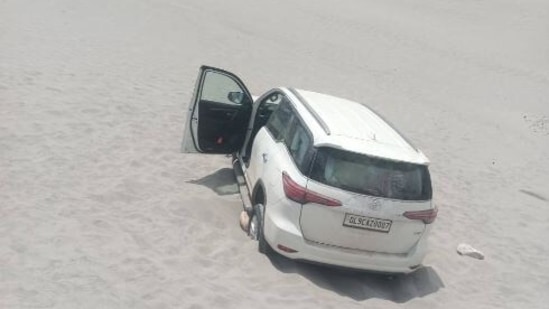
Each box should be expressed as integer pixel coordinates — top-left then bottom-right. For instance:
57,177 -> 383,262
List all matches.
187,168 -> 239,195
190,168 -> 444,302
268,253 -> 444,303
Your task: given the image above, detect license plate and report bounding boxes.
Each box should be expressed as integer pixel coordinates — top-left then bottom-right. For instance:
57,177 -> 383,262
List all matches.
343,213 -> 392,233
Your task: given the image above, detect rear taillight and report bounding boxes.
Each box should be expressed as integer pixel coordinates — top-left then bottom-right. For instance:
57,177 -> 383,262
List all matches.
282,172 -> 342,207
403,208 -> 438,224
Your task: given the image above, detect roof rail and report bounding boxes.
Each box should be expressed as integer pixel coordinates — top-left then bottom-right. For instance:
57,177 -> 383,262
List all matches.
288,88 -> 331,135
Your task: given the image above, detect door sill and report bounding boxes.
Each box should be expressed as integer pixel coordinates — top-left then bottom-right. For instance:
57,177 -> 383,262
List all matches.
232,159 -> 253,213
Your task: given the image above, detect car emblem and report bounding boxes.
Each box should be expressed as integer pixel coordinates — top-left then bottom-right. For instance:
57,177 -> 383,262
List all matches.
369,199 -> 381,210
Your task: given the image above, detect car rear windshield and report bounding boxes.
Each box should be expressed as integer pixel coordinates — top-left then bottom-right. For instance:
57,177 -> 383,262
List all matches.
310,147 -> 432,200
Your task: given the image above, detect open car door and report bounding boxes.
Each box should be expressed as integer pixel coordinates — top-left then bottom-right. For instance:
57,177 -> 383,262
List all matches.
182,66 -> 253,154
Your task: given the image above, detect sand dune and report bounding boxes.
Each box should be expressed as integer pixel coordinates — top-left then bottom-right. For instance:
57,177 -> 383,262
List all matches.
1,0 -> 548,308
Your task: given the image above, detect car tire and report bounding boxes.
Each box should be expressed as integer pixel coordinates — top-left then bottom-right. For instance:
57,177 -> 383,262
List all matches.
250,203 -> 273,255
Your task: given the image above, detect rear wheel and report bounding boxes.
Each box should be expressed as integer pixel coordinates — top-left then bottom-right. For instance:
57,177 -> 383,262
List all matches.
249,203 -> 272,255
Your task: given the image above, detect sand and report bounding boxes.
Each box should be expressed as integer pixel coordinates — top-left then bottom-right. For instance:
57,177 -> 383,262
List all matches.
1,0 -> 548,308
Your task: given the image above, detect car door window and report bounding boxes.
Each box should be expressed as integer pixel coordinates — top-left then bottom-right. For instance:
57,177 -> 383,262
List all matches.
287,120 -> 313,174
266,100 -> 293,141
200,71 -> 250,106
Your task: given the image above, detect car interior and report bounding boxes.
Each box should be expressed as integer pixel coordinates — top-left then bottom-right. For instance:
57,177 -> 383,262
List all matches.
243,92 -> 283,162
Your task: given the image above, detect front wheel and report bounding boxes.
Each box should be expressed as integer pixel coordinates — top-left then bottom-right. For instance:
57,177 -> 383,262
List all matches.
249,203 -> 273,255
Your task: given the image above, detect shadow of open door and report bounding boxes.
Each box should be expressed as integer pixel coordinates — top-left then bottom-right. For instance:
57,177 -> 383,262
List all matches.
187,168 -> 239,196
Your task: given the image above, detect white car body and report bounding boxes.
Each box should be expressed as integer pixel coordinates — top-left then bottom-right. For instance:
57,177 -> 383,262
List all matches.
182,66 -> 437,274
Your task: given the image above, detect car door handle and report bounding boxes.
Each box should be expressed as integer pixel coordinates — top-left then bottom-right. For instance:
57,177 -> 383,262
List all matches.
262,153 -> 268,163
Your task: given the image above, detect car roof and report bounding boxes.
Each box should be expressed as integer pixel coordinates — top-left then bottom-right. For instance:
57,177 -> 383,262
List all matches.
283,88 -> 430,165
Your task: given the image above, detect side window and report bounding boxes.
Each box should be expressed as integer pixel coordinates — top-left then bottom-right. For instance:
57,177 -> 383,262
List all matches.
200,71 -> 250,106
287,120 -> 313,174
266,100 -> 293,141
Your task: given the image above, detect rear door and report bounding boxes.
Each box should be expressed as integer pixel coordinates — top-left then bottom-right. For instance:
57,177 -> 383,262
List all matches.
300,149 -> 432,254
182,66 -> 253,154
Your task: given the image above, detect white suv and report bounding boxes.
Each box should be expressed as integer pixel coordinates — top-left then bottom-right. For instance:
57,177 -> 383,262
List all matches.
182,66 -> 437,274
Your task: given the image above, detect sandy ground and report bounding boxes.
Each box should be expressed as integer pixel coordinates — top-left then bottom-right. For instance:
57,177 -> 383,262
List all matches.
1,0 -> 548,308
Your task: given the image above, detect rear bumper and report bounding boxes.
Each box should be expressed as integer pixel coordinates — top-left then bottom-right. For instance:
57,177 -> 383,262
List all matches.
264,214 -> 429,274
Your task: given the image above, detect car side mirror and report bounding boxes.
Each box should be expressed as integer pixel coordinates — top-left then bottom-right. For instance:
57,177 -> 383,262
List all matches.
228,91 -> 244,104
